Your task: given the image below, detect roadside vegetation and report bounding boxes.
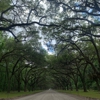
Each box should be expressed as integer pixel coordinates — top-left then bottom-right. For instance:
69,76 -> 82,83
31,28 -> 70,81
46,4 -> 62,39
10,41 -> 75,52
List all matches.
0,90 -> 43,99
58,90 -> 100,99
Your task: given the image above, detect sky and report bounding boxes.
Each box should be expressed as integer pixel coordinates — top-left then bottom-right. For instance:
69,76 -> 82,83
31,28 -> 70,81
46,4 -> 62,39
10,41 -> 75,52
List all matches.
40,33 -> 55,55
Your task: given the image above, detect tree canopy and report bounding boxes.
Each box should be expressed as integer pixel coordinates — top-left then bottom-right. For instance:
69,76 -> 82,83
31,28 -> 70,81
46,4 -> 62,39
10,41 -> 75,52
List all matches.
0,0 -> 100,92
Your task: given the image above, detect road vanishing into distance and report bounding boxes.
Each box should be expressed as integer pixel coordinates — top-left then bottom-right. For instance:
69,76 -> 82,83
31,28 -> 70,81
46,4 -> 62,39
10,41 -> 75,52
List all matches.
15,90 -> 83,100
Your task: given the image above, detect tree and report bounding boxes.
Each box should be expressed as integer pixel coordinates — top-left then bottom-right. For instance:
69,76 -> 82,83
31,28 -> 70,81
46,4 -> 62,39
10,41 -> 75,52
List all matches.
0,0 -> 100,92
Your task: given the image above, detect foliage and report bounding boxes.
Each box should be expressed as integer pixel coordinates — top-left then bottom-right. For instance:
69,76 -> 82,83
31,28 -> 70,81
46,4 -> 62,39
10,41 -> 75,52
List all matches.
0,0 -> 100,93
0,0 -> 11,11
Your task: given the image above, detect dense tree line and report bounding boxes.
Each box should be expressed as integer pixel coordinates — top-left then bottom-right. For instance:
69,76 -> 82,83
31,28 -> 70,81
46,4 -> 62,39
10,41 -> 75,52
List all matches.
0,31 -> 48,92
0,0 -> 100,92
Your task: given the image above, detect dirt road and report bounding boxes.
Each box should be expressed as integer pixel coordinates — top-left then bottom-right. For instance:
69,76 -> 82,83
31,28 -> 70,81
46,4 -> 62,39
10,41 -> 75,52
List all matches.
14,90 -> 81,100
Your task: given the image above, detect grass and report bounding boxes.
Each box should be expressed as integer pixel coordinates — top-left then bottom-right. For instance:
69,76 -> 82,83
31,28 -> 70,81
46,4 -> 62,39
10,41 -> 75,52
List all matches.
0,90 -> 43,99
58,90 -> 100,99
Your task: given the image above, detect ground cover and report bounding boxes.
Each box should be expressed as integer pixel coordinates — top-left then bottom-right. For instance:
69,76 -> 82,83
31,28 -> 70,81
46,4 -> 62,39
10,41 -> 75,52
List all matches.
0,90 -> 43,99
58,90 -> 100,99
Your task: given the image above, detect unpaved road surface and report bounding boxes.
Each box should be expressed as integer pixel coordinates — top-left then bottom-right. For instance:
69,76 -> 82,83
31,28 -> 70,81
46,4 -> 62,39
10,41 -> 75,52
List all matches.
14,90 -> 82,100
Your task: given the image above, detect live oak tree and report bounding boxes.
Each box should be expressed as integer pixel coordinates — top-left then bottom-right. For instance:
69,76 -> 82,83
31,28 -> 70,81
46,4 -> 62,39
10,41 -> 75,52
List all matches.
0,0 -> 100,92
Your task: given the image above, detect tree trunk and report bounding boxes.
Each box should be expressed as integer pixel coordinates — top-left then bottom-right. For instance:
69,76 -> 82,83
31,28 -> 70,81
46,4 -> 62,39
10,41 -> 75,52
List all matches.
24,81 -> 27,92
17,75 -> 21,92
66,83 -> 69,90
6,64 -> 10,93
82,79 -> 87,92
75,83 -> 78,91
69,82 -> 73,91
95,79 -> 100,91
